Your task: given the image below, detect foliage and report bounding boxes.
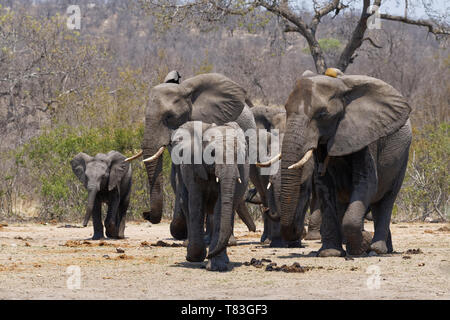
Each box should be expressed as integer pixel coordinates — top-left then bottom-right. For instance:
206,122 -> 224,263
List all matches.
302,38 -> 342,54
396,123 -> 449,221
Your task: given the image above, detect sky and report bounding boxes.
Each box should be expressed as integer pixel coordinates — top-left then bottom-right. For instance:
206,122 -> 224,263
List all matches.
299,0 -> 449,20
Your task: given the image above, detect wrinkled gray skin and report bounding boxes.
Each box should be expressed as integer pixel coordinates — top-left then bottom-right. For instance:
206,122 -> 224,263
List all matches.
280,71 -> 412,257
154,72 -> 256,241
248,106 -> 307,247
71,151 -> 132,240
170,160 -> 256,245
141,72 -> 256,235
172,122 -> 249,271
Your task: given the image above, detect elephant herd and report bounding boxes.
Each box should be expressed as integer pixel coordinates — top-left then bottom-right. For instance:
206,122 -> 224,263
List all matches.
71,68 -> 412,271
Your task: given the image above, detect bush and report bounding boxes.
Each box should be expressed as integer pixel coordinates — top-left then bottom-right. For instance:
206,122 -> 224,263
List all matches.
17,124 -> 174,222
396,122 -> 449,221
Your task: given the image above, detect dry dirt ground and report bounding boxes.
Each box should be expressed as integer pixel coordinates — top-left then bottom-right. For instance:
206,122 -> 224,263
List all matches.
0,220 -> 449,300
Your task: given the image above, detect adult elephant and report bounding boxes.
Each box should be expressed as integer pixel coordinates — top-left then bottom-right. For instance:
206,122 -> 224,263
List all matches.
249,105 -> 314,246
127,72 -> 256,233
279,68 -> 412,257
171,121 -> 249,271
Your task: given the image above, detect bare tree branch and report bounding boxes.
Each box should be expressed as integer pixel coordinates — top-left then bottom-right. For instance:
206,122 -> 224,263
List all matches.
380,13 -> 450,36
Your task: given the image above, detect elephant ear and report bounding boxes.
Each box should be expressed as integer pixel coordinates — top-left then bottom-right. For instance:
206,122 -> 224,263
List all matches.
71,153 -> 93,185
327,75 -> 411,156
181,73 -> 246,125
107,151 -> 129,192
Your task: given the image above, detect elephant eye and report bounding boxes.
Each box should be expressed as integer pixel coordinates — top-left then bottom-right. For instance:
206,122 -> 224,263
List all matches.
314,109 -> 329,119
163,112 -> 177,129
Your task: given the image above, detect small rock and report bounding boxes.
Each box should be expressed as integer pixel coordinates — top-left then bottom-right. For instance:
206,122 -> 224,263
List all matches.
402,256 -> 411,259
116,247 -> 125,253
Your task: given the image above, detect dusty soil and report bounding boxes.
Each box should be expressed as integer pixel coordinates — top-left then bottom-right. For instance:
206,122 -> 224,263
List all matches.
0,220 -> 449,300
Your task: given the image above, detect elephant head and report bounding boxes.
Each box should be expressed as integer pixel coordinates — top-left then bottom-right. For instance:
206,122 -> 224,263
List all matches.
280,69 -> 411,241
71,151 -> 129,230
141,73 -> 248,224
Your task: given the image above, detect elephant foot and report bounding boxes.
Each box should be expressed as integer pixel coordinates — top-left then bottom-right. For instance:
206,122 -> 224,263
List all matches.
304,230 -> 321,241
186,241 -> 207,262
361,231 -> 373,253
206,252 -> 229,272
143,211 -> 161,224
287,240 -> 302,248
370,240 -> 388,255
260,232 -> 269,243
227,235 -> 237,247
269,238 -> 287,248
317,248 -> 345,257
92,231 -> 105,240
105,223 -> 118,239
262,238 -> 271,245
170,218 -> 188,240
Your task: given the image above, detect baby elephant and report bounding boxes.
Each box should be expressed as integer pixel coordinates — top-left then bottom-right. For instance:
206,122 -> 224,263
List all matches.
71,151 -> 132,240
171,121 -> 249,271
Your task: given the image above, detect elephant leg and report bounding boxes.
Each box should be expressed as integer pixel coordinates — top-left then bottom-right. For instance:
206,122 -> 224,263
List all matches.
105,195 -> 120,239
170,165 -> 188,240
305,192 -> 322,241
315,172 -> 345,257
206,199 -> 230,271
370,192 -> 397,254
171,186 -> 188,240
260,213 -> 270,243
249,164 -> 267,206
186,183 -> 206,263
342,148 -> 377,256
228,217 -> 237,246
116,194 -> 130,239
91,199 -> 104,240
204,213 -> 213,245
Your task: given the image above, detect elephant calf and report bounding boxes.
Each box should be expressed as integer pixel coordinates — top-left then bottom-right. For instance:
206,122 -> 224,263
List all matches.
171,121 -> 249,271
71,151 -> 132,240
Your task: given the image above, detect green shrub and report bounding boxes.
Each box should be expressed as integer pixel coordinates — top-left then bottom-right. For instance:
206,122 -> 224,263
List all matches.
17,124 -> 174,221
396,122 -> 449,221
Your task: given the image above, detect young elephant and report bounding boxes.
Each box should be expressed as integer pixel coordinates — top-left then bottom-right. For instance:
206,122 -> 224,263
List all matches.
71,151 -> 132,240
171,121 -> 249,271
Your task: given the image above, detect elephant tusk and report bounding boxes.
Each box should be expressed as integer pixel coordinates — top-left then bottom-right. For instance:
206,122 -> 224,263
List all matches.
237,178 -> 242,183
267,182 -> 271,190
256,153 -> 281,168
124,150 -> 143,162
216,177 -> 219,183
288,149 -> 314,170
142,146 -> 165,163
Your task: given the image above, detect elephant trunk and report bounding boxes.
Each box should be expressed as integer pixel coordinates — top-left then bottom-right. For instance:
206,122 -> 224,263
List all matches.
142,147 -> 164,224
280,116 -> 312,241
84,188 -> 97,227
207,167 -> 236,258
